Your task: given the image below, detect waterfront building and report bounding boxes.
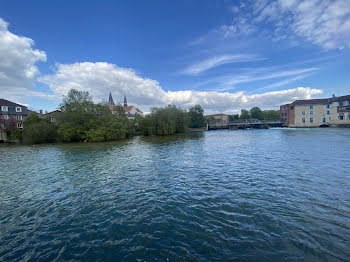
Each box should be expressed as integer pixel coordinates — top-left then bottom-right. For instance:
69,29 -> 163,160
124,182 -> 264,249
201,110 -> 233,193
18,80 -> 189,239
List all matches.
0,99 -> 28,129
280,95 -> 350,127
205,113 -> 229,122
205,114 -> 229,129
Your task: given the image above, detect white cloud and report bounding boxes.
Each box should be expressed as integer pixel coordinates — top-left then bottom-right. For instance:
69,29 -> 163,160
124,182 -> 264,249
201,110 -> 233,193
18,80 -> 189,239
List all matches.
39,61 -> 323,113
39,62 -> 168,108
258,0 -> 350,49
182,54 -> 264,75
167,87 -> 322,114
0,17 -> 48,102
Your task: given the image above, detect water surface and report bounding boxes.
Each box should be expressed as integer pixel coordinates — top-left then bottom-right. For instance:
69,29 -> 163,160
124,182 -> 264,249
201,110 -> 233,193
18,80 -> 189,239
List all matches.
1,129 -> 350,261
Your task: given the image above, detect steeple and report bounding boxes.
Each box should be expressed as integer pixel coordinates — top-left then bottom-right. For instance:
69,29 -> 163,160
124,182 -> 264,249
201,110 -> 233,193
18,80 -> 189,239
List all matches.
124,94 -> 128,108
108,92 -> 115,106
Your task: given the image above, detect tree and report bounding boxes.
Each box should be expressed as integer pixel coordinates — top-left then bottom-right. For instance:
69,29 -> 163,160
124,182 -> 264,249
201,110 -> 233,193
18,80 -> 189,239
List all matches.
250,107 -> 263,120
22,115 -> 58,144
188,104 -> 206,128
262,110 -> 280,120
228,114 -> 239,121
139,105 -> 188,136
239,109 -> 250,119
57,89 -> 133,142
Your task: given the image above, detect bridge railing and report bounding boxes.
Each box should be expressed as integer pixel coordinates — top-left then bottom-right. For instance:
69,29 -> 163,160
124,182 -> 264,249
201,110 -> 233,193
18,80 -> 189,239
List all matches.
228,119 -> 281,124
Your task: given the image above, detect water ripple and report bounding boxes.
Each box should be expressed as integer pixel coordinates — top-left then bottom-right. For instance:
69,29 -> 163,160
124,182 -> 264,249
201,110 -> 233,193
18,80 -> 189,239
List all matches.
1,129 -> 350,261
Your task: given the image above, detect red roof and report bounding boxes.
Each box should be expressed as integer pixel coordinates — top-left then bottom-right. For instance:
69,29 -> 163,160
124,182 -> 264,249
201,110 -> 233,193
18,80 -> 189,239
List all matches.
124,105 -> 143,113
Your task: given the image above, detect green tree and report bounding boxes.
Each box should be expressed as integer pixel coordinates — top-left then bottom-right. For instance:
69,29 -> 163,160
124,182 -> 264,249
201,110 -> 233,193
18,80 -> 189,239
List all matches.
22,115 -> 58,144
239,109 -> 250,119
250,107 -> 263,120
228,114 -> 239,121
58,89 -> 133,142
139,105 -> 188,136
262,110 -> 280,120
188,104 -> 206,128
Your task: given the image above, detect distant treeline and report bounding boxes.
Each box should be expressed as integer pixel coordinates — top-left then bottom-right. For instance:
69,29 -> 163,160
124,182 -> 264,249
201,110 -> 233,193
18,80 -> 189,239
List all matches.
12,89 -> 207,144
228,107 -> 280,121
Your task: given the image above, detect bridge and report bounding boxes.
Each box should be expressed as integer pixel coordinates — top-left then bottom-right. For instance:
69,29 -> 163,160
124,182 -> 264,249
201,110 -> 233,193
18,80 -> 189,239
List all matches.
208,119 -> 284,130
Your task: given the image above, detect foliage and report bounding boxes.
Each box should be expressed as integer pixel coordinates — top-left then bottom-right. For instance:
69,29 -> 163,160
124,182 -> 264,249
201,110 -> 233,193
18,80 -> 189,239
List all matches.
58,89 -> 133,142
22,115 -> 58,144
239,109 -> 250,119
239,107 -> 280,120
250,107 -> 263,120
261,110 -> 280,120
188,104 -> 206,128
139,105 -> 188,136
228,114 -> 239,121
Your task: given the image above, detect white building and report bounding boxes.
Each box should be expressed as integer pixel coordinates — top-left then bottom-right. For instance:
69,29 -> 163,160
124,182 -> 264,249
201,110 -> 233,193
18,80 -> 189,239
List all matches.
280,95 -> 350,127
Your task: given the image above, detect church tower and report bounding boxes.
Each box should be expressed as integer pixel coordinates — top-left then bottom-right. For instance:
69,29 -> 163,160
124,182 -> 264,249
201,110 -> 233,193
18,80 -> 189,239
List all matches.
108,92 -> 115,106
124,94 -> 128,108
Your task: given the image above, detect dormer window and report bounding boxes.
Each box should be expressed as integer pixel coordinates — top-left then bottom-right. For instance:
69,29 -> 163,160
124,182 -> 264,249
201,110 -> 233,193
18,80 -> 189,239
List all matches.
15,107 -> 22,112
1,106 -> 8,112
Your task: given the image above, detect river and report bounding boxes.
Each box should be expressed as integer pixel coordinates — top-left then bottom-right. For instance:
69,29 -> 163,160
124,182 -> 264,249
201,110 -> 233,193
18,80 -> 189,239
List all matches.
1,128 -> 350,261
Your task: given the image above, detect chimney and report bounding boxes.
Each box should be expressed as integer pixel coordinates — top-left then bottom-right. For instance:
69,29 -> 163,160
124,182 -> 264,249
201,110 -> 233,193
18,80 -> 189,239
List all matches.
39,109 -> 43,114
45,111 -> 48,114
332,94 -> 336,98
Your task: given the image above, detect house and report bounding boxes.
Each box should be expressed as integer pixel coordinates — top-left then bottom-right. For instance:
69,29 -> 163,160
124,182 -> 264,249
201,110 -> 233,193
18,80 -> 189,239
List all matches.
43,110 -> 61,123
0,99 -> 28,129
280,94 -> 350,127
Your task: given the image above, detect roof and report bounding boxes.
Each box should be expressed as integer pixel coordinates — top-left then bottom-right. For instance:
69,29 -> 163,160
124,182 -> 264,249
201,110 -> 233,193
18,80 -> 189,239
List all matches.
124,105 -> 143,113
289,94 -> 350,106
330,95 -> 350,102
292,98 -> 330,105
44,110 -> 61,116
0,99 -> 27,108
205,113 -> 228,117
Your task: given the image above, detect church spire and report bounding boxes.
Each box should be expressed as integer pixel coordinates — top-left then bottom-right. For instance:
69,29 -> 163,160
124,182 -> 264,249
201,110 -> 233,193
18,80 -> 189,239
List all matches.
108,92 -> 115,106
124,94 -> 128,108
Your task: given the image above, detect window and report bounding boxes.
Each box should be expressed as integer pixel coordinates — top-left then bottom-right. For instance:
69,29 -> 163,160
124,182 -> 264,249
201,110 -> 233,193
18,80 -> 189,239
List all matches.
310,105 -> 313,109
2,115 -> 9,120
16,115 -> 23,120
326,104 -> 330,108
322,118 -> 326,123
302,118 -> 305,123
326,111 -> 330,115
15,107 -> 22,112
17,123 -> 23,129
290,106 -> 294,109
339,115 -> 344,120
339,101 -> 344,106
310,111 -> 313,115
1,106 -> 8,112
310,118 -> 313,123
50,117 -> 55,122
302,111 -> 305,115
348,114 -> 350,120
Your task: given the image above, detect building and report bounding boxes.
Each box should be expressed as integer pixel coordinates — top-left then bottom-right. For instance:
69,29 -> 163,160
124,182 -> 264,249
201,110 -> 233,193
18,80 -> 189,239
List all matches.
0,99 -> 28,129
43,110 -> 61,123
205,114 -> 229,129
108,92 -> 144,118
205,113 -> 229,122
280,95 -> 350,127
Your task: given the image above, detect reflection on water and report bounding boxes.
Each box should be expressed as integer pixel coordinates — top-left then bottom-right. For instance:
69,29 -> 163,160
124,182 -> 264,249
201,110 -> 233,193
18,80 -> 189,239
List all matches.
0,129 -> 350,261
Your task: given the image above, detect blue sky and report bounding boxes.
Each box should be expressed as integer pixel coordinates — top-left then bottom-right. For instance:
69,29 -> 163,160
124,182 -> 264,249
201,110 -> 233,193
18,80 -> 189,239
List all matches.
0,0 -> 350,114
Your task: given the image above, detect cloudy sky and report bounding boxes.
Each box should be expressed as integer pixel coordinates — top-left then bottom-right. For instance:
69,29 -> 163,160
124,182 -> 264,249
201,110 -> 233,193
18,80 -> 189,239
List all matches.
1,0 -> 350,114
